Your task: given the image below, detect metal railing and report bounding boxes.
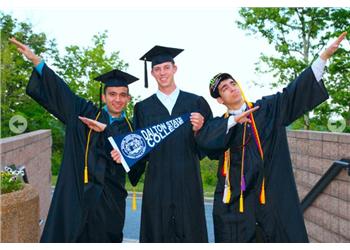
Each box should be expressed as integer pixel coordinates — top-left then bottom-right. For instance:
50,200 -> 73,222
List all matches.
301,158 -> 350,212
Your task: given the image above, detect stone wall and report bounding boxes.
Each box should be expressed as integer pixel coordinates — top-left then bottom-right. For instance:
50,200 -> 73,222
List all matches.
0,130 -> 52,236
288,130 -> 350,242
1,129 -> 349,242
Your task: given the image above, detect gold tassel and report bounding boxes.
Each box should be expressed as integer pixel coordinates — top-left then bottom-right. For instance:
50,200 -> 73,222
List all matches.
223,185 -> 231,204
84,166 -> 88,184
132,187 -> 137,211
239,193 -> 244,213
222,152 -> 228,176
260,178 -> 266,205
83,111 -> 101,184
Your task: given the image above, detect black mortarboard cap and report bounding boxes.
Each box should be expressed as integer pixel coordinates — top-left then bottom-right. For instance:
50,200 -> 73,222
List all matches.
139,45 -> 184,88
94,69 -> 139,108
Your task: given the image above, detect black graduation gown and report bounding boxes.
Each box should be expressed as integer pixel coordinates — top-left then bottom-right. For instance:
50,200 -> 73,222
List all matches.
26,64 -> 132,242
132,91 -> 212,242
195,67 -> 329,242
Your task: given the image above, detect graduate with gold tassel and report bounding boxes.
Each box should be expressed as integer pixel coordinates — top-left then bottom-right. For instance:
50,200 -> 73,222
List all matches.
10,36 -> 140,243
195,32 -> 347,243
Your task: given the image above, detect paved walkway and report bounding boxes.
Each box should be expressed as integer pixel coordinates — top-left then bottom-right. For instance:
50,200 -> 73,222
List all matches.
123,196 -> 215,243
51,188 -> 214,242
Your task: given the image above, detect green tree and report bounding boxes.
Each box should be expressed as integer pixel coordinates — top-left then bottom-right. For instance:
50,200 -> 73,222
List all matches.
1,12 -> 138,175
237,8 -> 350,132
52,30 -> 139,118
1,12 -> 65,174
1,13 -> 63,146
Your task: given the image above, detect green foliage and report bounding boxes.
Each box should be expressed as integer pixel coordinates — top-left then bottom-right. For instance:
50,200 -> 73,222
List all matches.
237,8 -> 350,132
52,31 -> 129,107
200,157 -> 218,188
1,12 -> 65,175
0,171 -> 24,194
1,12 -> 138,176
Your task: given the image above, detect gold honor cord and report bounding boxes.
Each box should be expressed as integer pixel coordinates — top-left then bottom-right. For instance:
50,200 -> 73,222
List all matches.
236,81 -> 265,205
239,123 -> 247,213
124,115 -> 137,211
221,80 -> 265,213
84,111 -> 102,184
222,113 -> 231,204
83,111 -> 137,210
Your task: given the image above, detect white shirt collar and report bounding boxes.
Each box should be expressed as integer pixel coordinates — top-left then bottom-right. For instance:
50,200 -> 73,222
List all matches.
156,87 -> 180,101
156,87 -> 180,115
228,102 -> 247,116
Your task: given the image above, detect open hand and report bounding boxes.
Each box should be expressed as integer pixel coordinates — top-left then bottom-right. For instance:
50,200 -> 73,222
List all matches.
78,116 -> 107,132
320,32 -> 347,60
9,37 -> 41,66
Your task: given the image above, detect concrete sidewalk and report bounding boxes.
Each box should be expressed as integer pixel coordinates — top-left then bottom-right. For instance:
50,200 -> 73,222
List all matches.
123,195 -> 215,243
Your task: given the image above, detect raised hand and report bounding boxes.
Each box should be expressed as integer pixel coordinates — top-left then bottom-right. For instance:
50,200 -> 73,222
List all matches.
320,32 -> 348,60
9,37 -> 42,66
78,116 -> 107,132
234,106 -> 260,124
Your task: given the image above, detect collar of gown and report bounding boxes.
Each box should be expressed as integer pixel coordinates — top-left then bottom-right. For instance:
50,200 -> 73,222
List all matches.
228,102 -> 247,116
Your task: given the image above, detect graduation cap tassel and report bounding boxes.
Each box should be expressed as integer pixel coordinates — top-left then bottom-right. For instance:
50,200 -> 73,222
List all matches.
99,83 -> 103,109
144,58 -> 148,88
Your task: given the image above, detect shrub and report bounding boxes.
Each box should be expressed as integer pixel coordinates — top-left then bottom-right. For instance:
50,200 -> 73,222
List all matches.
0,170 -> 24,194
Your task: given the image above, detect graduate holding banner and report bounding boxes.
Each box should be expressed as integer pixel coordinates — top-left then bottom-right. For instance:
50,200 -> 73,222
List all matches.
131,46 -> 213,242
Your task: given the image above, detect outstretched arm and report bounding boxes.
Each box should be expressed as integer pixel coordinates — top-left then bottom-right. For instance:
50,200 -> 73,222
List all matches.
267,32 -> 348,127
10,37 -> 89,124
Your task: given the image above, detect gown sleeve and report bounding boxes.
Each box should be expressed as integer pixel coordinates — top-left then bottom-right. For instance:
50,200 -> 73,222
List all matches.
194,96 -> 214,160
259,66 -> 329,128
195,116 -> 234,160
26,63 -> 88,124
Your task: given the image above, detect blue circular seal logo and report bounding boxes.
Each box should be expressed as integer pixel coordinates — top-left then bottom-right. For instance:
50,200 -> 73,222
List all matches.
121,134 -> 147,159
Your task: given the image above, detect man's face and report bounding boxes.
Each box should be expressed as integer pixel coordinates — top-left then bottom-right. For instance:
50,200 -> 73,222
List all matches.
151,61 -> 177,89
217,78 -> 243,106
102,86 -> 130,117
